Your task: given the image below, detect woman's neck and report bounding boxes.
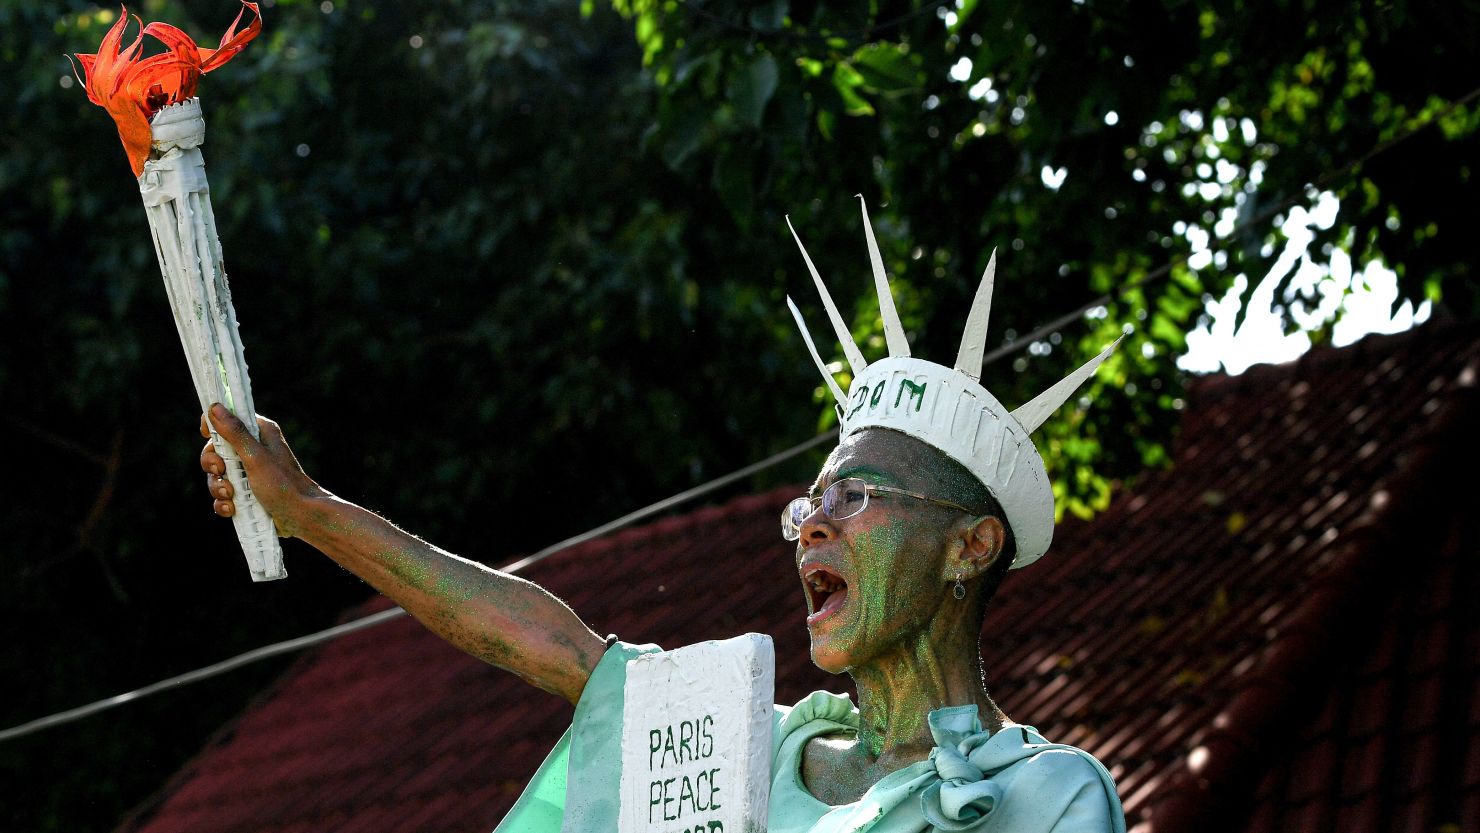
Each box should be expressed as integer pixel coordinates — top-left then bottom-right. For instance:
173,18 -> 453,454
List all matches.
848,606 -> 1005,770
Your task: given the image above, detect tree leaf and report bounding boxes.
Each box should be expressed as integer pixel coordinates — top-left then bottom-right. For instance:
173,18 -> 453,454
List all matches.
713,145 -> 754,224
748,0 -> 787,31
831,62 -> 875,117
851,43 -> 919,94
728,53 -> 779,129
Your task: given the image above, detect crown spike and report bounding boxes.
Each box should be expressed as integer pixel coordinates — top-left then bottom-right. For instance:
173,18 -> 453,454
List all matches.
1011,334 -> 1125,433
857,195 -> 911,358
787,296 -> 848,406
953,248 -> 997,381
786,215 -> 866,375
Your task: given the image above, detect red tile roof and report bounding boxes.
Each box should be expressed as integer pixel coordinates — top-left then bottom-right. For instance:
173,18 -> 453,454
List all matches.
118,319 -> 1480,833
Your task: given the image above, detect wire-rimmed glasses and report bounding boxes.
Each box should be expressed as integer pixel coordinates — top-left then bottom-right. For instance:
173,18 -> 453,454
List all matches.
781,477 -> 973,541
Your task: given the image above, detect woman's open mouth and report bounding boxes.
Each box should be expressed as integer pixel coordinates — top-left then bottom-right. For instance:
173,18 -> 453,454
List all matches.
802,565 -> 849,626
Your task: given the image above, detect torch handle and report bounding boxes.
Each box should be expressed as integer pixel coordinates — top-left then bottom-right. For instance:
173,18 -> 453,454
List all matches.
141,99 -> 286,582
210,422 -> 288,581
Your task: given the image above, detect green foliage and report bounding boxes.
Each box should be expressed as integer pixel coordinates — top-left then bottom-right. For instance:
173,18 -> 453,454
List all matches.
3,1 -> 814,828
604,0 -> 1478,511
1,0 -> 1476,829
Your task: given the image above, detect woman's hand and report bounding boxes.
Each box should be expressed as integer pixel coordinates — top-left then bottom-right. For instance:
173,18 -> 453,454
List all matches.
199,403 -> 325,538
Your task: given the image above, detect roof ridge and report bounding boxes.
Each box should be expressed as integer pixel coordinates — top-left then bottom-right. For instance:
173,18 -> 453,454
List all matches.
523,482 -> 802,566
1186,315 -> 1472,403
317,484 -> 805,622
114,481 -> 809,833
1143,350 -> 1480,832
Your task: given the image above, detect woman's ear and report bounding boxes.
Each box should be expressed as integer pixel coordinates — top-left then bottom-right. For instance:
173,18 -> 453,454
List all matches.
943,515 -> 1006,581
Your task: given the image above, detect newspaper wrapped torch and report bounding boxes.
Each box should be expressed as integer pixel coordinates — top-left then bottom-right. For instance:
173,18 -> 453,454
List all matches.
75,3 -> 284,581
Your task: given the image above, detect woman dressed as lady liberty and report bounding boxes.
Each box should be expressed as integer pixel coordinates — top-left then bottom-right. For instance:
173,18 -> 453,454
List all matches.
198,199 -> 1126,832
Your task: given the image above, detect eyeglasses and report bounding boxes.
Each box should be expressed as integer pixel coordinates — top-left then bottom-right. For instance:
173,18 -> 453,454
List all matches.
781,477 -> 973,541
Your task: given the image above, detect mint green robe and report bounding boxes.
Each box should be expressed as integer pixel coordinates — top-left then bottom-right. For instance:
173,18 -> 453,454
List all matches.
495,642 -> 1125,833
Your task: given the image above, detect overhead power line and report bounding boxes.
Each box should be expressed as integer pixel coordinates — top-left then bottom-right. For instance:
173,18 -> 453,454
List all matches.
0,607 -> 409,744
0,431 -> 834,744
3,81 -> 1474,745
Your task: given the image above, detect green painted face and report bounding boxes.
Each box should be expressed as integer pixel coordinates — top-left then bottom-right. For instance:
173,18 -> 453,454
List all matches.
796,428 -> 970,674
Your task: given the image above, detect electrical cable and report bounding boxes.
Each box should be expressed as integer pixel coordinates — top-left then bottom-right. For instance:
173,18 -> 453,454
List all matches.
0,432 -> 834,744
3,81 -> 1473,745
0,607 -> 408,744
497,430 -> 836,575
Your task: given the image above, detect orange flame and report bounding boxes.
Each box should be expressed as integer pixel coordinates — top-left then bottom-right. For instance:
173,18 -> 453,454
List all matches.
73,3 -> 262,176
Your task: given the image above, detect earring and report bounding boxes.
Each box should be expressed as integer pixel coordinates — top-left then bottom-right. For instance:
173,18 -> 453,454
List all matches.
953,571 -> 966,600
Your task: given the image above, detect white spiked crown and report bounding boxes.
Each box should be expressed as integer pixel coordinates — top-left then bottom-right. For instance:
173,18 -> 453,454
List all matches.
786,197 -> 1121,569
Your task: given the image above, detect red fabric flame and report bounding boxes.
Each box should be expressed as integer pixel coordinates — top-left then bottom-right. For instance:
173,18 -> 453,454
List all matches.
73,3 -> 262,176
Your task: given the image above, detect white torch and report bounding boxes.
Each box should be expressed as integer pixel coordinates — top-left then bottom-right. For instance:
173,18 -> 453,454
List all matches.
139,99 -> 285,581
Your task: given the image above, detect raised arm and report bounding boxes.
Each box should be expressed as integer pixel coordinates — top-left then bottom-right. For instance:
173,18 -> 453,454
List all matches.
199,403 -> 607,704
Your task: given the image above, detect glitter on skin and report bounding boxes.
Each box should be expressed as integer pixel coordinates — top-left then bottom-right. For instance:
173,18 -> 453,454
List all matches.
796,427 -> 1012,804
200,406 -> 1015,804
197,404 -> 607,704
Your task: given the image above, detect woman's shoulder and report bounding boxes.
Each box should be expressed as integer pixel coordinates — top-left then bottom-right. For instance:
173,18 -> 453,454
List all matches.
773,690 -> 858,737
1010,744 -> 1106,788
986,725 -> 1126,833
770,690 -> 858,770
984,725 -> 1114,782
